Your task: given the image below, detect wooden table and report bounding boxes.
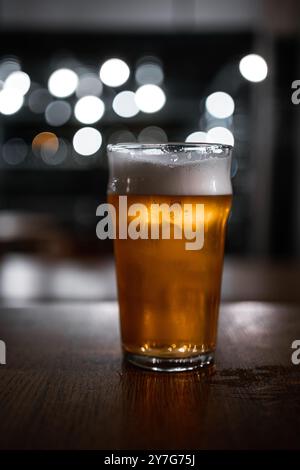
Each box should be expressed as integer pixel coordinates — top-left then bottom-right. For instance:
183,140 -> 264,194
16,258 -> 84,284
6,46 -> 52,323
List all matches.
0,301 -> 300,450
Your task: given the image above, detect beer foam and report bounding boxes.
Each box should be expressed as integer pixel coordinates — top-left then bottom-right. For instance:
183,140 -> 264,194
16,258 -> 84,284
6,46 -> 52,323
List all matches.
108,145 -> 232,195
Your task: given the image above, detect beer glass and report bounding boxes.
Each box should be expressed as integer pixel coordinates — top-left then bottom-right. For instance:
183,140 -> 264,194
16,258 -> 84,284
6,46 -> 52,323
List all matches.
107,143 -> 232,372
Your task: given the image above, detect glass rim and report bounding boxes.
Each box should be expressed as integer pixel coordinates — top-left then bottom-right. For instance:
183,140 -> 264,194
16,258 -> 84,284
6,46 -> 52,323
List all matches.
107,142 -> 233,152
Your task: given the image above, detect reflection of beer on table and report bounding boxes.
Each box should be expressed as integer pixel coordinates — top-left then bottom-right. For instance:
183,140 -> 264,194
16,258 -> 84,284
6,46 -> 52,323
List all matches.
108,144 -> 232,371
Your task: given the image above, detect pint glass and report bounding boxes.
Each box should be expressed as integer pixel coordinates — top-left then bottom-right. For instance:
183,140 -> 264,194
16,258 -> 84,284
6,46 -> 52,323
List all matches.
107,143 -> 232,372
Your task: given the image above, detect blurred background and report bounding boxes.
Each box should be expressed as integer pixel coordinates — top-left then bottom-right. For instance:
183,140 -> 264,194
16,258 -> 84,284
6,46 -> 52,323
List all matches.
0,0 -> 299,303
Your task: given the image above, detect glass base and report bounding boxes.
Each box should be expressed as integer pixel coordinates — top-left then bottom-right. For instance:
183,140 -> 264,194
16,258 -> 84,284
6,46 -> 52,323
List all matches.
124,351 -> 215,372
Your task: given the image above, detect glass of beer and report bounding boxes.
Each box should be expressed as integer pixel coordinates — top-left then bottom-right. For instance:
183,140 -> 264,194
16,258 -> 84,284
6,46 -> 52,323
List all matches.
107,143 -> 232,372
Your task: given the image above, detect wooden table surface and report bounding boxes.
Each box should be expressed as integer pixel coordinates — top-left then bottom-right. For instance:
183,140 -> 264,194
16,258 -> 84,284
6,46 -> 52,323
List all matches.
0,301 -> 300,450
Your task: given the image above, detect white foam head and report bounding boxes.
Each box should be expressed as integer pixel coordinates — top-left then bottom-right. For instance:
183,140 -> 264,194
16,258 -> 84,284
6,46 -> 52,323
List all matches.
107,143 -> 232,195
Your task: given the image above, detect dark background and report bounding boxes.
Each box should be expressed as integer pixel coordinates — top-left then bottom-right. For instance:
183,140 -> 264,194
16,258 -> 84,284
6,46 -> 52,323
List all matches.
1,1 -> 300,455
0,0 -> 299,301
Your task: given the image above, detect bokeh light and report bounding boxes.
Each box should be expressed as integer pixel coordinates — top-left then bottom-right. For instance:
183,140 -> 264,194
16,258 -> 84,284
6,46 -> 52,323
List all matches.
74,96 -> 105,124
135,61 -> 164,85
28,89 -> 52,114
108,130 -> 136,144
0,89 -> 24,115
185,131 -> 207,143
45,100 -> 72,126
4,71 -> 31,95
2,138 -> 28,165
138,126 -> 168,143
112,91 -> 139,118
135,84 -> 166,113
73,127 -> 102,155
41,138 -> 68,166
239,54 -> 268,83
0,58 -> 20,81
205,92 -> 235,119
48,68 -> 78,98
32,132 -> 59,157
99,58 -> 130,87
76,73 -> 103,98
207,127 -> 234,146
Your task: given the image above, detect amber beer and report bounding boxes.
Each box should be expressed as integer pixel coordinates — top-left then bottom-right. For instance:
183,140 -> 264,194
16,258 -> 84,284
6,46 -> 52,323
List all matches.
107,143 -> 233,371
